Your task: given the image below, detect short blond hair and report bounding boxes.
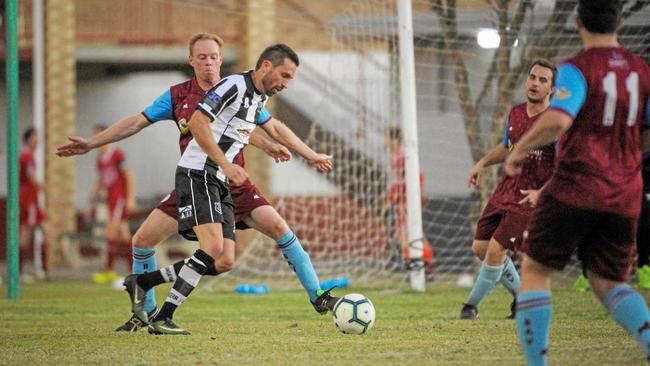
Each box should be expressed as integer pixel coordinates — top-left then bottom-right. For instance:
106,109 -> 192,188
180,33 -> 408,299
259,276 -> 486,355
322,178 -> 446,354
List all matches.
189,32 -> 224,55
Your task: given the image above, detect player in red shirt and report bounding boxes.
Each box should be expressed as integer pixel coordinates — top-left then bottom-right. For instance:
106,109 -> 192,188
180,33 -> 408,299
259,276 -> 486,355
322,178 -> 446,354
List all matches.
18,128 -> 49,281
383,126 -> 433,274
87,125 -> 136,284
460,60 -> 557,321
505,1 -> 650,364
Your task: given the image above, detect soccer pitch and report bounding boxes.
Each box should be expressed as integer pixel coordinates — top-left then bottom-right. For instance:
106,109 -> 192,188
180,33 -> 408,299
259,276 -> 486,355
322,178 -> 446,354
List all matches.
0,281 -> 647,365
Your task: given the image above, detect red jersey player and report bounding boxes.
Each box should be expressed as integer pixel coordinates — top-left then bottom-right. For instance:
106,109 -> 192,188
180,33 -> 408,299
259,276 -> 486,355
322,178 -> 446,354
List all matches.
505,1 -> 650,364
88,125 -> 135,284
460,60 -> 557,321
19,128 -> 49,281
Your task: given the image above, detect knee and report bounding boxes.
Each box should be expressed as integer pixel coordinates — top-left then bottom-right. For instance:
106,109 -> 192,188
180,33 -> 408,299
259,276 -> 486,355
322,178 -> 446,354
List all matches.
271,220 -> 291,241
472,241 -> 488,261
216,256 -> 235,273
131,229 -> 154,249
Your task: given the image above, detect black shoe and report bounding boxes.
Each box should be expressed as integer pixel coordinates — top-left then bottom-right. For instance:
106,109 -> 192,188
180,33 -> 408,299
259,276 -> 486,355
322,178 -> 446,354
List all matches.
460,303 -> 479,320
148,317 -> 191,335
506,299 -> 517,319
311,289 -> 340,315
123,274 -> 149,324
115,308 -> 158,332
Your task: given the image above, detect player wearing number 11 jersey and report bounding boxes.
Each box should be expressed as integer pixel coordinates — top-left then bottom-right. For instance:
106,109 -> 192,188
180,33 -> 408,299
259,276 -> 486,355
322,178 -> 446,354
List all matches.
504,1 -> 650,364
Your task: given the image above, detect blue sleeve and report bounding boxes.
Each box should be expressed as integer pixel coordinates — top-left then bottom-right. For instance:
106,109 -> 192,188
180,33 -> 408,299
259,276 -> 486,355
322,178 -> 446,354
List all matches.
502,115 -> 510,147
142,90 -> 173,122
257,108 -> 272,125
550,63 -> 587,118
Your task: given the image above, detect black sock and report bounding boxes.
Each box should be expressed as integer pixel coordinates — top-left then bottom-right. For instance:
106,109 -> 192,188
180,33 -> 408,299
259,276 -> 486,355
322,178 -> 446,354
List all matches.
155,249 -> 213,320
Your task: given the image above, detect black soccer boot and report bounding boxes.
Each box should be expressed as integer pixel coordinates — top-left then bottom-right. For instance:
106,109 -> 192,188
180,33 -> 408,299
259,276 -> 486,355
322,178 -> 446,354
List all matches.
460,303 -> 479,320
115,308 -> 159,332
148,317 -> 191,335
311,289 -> 340,315
122,274 -> 149,324
506,298 -> 517,319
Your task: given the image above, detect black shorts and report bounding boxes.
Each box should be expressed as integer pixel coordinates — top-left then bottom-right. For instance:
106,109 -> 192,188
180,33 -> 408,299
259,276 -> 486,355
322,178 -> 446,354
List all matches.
175,166 -> 235,242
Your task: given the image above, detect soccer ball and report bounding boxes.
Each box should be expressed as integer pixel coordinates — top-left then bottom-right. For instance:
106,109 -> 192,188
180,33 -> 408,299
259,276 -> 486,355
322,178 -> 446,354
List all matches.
332,293 -> 375,334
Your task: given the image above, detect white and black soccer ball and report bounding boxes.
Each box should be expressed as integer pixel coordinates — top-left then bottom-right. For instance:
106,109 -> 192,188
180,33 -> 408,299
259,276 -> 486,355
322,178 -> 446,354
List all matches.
332,293 -> 375,334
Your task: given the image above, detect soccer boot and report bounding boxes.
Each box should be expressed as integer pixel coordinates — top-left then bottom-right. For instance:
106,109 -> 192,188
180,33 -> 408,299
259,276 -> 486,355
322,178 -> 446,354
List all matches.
638,265 -> 650,290
506,299 -> 517,319
115,308 -> 158,332
311,289 -> 340,315
147,317 -> 191,335
122,274 -> 149,324
460,303 -> 479,320
571,274 -> 590,293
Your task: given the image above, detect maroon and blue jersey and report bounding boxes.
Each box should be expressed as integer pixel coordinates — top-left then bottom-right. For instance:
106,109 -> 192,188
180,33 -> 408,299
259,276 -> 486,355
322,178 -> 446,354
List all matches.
141,78 -> 271,155
545,47 -> 650,218
489,103 -> 555,215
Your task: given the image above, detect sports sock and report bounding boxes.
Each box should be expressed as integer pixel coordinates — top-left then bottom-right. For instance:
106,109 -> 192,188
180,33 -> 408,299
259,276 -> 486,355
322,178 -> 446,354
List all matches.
604,285 -> 650,357
137,260 -> 185,290
466,262 -> 503,306
277,230 -> 321,301
132,246 -> 157,313
499,256 -> 520,297
155,249 -> 212,320
516,291 -> 552,366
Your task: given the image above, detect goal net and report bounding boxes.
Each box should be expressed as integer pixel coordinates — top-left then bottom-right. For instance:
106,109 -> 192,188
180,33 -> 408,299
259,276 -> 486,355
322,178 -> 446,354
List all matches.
210,0 -> 650,289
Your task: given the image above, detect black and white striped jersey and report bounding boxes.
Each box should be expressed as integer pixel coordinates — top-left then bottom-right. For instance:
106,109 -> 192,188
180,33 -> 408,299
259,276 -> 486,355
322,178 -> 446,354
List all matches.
178,71 -> 269,181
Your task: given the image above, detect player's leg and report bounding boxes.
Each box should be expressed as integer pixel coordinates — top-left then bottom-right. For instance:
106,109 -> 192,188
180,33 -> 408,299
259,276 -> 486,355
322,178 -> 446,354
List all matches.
585,215 -> 650,360
245,205 -> 338,313
515,197 -> 588,366
471,240 -> 489,261
18,224 -> 33,281
95,219 -> 120,284
115,207 -> 177,332
461,238 -> 507,319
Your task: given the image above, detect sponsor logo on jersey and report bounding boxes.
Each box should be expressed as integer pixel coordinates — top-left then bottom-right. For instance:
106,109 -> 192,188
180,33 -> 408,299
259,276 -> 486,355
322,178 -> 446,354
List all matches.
206,90 -> 222,105
179,205 -> 193,219
555,87 -> 571,100
178,118 -> 190,135
214,202 -> 222,214
182,103 -> 189,109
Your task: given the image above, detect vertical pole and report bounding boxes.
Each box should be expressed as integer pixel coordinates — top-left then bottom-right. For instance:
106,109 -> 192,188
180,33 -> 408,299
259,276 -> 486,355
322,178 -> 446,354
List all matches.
6,0 -> 20,299
397,0 -> 425,291
33,0 -> 46,278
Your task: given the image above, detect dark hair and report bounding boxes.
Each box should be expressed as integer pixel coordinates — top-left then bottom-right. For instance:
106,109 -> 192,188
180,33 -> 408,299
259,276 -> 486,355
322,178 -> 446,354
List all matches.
528,59 -> 557,87
255,44 -> 299,70
578,0 -> 622,34
23,127 -> 36,144
385,126 -> 403,144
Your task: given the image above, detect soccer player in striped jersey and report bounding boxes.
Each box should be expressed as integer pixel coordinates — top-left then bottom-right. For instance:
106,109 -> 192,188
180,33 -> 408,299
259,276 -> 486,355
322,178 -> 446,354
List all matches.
505,1 -> 650,364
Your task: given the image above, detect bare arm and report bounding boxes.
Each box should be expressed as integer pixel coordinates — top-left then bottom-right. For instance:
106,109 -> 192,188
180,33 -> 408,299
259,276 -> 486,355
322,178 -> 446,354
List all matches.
261,118 -> 333,171
249,130 -> 292,163
467,144 -> 508,188
56,114 -> 151,157
505,110 -> 573,176
187,110 -> 248,185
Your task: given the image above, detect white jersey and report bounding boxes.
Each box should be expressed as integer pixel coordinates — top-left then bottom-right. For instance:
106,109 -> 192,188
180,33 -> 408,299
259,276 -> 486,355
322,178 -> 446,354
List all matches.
178,71 -> 269,181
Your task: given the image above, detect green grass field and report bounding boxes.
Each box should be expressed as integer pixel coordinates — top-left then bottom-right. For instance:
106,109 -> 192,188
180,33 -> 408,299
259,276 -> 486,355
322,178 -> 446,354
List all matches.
1,280 -> 648,365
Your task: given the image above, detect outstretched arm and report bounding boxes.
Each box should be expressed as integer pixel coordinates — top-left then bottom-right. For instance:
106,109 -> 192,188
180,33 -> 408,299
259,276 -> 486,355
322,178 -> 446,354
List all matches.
261,118 -> 332,172
467,144 -> 508,188
56,114 -> 150,157
249,131 -> 292,163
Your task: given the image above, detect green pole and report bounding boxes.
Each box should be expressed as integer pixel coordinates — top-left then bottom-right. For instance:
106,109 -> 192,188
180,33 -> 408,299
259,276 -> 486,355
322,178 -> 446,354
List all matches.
6,0 -> 20,300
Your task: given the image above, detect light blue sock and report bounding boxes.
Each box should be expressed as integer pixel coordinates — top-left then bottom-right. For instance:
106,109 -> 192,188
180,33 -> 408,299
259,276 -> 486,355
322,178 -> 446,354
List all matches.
277,230 -> 321,301
604,285 -> 650,357
133,246 -> 157,313
517,291 -> 552,366
499,256 -> 520,297
466,262 -> 503,306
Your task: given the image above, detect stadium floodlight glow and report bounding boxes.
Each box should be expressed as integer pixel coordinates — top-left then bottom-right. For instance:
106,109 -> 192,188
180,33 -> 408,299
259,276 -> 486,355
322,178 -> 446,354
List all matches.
477,28 -> 501,49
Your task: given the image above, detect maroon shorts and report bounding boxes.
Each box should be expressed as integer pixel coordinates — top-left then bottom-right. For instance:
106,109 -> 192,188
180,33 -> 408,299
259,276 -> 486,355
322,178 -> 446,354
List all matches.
523,195 -> 637,282
156,185 -> 270,230
19,199 -> 45,227
107,195 -> 127,222
474,202 -> 529,251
